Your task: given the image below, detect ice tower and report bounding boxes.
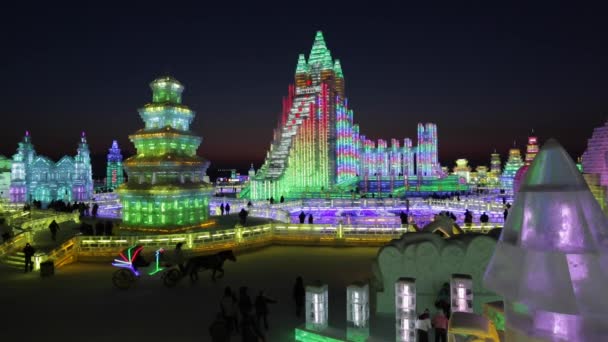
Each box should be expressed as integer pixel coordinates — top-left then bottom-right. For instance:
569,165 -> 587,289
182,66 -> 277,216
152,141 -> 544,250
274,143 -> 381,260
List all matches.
106,140 -> 124,190
484,139 -> 608,341
501,146 -> 524,192
118,76 -> 212,232
581,120 -> 608,212
246,31 -> 442,200
514,134 -> 540,193
582,119 -> 608,185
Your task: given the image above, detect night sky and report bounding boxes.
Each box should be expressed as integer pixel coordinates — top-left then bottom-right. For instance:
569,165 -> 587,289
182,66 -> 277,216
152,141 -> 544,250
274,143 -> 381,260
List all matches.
1,2 -> 606,178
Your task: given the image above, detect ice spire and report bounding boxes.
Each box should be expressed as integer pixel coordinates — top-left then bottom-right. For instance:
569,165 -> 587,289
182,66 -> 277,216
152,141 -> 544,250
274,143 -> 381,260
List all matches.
295,54 -> 309,74
334,59 -> 344,78
484,139 -> 608,341
308,31 -> 332,66
321,52 -> 333,70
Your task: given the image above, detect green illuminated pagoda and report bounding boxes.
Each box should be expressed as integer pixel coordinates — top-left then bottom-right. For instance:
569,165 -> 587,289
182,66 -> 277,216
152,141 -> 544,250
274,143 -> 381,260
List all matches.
118,76 -> 213,232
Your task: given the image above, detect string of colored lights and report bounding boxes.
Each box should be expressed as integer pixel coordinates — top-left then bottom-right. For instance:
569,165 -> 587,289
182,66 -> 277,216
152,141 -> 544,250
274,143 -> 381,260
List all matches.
111,245 -> 165,276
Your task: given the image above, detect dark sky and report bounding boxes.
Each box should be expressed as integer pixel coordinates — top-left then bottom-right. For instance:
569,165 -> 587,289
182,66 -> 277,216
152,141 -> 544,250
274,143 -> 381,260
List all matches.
1,2 -> 606,178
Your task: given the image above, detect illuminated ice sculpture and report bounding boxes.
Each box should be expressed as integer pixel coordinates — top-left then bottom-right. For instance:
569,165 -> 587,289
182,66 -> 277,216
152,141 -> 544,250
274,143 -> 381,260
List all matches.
395,277 -> 416,342
346,282 -> 369,341
106,140 -> 124,190
9,131 -> 93,203
513,134 -> 540,194
451,273 -> 473,313
305,282 -> 329,331
484,139 -> 608,341
118,76 -> 213,232
247,31 -> 445,200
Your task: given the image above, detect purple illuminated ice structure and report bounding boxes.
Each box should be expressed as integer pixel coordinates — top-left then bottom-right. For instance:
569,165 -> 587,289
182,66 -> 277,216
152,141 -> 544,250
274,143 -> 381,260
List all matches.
483,139 -> 608,341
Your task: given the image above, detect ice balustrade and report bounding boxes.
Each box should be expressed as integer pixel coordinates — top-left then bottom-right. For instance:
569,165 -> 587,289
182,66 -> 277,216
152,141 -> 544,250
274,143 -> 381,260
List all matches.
0,230 -> 31,257
20,211 -> 79,231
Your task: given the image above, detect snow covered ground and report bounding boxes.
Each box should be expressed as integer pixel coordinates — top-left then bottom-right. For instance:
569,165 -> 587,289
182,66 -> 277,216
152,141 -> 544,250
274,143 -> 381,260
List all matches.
0,245 -> 400,342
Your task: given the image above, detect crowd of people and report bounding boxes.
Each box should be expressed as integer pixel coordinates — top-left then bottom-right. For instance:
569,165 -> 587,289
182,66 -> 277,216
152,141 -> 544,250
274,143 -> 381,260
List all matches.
209,276 -> 305,342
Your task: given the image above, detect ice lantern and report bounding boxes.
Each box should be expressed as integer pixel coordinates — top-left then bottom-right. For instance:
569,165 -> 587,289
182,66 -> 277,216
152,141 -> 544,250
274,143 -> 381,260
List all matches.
395,277 -> 416,342
451,274 -> 473,313
347,282 -> 369,342
305,282 -> 328,331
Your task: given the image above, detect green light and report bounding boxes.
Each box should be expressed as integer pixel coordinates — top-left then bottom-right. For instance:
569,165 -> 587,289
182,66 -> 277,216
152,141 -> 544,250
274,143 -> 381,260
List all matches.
308,31 -> 331,66
295,328 -> 346,342
296,54 -> 310,74
333,60 -> 344,78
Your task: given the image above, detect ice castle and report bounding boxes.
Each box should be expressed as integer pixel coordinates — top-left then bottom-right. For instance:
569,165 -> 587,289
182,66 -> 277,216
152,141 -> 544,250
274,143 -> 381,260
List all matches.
9,131 -> 93,203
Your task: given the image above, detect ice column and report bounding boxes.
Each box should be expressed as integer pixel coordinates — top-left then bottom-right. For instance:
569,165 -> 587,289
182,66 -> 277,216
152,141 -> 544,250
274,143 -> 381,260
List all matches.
305,282 -> 328,331
347,282 -> 369,341
395,277 -> 417,342
451,274 -> 473,313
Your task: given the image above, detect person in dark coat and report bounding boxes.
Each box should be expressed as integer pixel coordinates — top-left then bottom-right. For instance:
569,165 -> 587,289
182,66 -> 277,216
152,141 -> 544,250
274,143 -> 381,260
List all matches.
209,313 -> 231,342
22,243 -> 35,273
279,195 -> 284,203
293,276 -> 305,317
269,197 -> 274,204
399,211 -> 408,226
241,309 -> 265,342
503,208 -> 509,221
225,203 -> 231,215
463,210 -> 473,225
48,220 -> 59,241
307,214 -> 313,224
480,212 -> 489,223
298,211 -> 306,224
238,287 -> 253,318
254,290 -> 277,330
221,286 -> 239,333
104,221 -> 113,236
95,221 -> 104,236
92,203 -> 99,218
239,209 -> 248,225
220,203 -> 225,216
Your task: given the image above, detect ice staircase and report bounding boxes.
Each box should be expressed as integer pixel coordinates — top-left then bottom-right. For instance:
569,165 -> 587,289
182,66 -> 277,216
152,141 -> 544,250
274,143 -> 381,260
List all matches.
258,95 -> 315,180
2,251 -> 26,270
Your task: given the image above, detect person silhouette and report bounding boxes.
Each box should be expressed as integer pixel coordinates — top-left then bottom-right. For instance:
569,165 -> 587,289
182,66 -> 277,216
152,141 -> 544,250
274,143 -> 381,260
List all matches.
22,243 -> 35,273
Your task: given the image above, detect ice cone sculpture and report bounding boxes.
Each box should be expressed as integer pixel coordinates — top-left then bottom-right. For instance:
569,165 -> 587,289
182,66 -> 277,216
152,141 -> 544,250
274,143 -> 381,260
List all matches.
483,139 -> 608,341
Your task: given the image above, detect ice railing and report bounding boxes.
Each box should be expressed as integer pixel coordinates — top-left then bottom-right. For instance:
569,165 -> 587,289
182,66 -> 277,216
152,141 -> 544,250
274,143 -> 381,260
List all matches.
36,219 -> 503,269
0,211 -> 80,259
76,223 -> 411,255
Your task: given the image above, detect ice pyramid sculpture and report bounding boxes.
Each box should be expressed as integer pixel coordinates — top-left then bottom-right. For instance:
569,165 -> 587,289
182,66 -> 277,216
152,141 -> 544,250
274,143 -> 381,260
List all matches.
483,139 -> 608,341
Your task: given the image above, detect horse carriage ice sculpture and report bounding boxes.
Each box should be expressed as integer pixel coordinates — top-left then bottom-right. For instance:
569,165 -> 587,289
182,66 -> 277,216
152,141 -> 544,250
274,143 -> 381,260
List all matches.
111,245 -> 236,290
111,245 -> 182,289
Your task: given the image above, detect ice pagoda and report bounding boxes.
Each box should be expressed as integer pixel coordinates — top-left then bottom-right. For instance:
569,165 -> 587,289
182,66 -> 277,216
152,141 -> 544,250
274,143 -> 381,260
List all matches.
118,76 -> 213,232
484,139 -> 608,341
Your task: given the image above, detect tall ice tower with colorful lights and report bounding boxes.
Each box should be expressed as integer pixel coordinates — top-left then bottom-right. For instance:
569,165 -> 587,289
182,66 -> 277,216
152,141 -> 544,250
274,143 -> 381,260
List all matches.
106,140 -> 124,190
501,145 -> 524,193
118,76 -> 213,232
245,31 -> 443,200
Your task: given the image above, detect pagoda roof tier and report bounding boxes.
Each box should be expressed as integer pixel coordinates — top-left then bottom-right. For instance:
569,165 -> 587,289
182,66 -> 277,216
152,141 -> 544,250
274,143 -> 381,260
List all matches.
129,127 -> 202,141
118,182 -> 213,193
140,102 -> 193,111
124,154 -> 208,166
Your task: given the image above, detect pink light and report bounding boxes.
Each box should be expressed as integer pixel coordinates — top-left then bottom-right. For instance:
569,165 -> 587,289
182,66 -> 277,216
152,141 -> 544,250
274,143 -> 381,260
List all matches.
131,246 -> 143,262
